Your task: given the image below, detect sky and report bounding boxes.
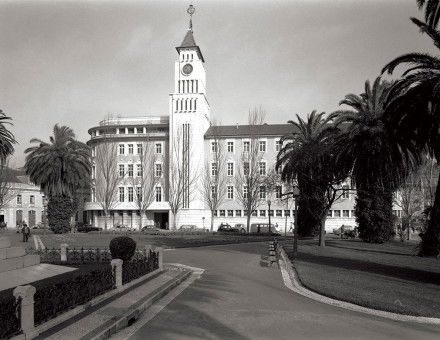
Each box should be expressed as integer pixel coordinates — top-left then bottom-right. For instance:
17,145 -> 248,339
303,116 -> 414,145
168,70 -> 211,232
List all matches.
0,0 -> 438,167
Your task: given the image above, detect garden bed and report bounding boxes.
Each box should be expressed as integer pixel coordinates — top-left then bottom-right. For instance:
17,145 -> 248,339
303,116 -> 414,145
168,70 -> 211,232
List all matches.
284,237 -> 440,317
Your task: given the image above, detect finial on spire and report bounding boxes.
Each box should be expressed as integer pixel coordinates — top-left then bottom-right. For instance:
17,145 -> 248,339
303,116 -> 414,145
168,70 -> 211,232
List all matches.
187,4 -> 195,31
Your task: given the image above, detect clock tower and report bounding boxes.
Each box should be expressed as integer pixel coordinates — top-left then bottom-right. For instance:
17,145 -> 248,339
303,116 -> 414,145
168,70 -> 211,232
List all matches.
169,5 -> 211,226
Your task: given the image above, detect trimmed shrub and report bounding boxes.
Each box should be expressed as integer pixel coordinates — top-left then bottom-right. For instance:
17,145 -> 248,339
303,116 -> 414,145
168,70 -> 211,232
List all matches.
47,196 -> 74,234
355,189 -> 395,243
109,236 -> 136,262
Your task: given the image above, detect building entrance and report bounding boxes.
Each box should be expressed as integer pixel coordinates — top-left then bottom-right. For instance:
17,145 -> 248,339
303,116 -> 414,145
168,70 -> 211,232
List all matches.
153,212 -> 169,229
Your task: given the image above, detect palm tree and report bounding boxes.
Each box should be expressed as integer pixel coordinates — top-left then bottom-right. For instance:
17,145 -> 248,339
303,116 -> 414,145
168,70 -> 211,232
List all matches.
0,110 -> 17,163
25,124 -> 91,233
330,77 -> 420,243
381,1 -> 440,255
276,111 -> 344,241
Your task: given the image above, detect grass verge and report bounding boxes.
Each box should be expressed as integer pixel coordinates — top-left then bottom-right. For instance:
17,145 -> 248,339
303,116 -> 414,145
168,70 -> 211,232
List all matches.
284,237 -> 440,318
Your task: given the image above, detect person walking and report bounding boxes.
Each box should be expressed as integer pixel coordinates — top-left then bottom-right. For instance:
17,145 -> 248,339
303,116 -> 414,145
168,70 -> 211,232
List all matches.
22,221 -> 30,242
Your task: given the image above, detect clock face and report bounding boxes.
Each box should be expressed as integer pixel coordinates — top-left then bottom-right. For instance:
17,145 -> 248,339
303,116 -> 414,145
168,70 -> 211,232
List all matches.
182,63 -> 193,75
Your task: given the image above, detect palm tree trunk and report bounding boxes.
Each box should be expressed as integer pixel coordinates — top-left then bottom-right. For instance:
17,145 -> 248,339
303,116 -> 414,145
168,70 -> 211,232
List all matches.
211,211 -> 214,232
419,176 -> 440,256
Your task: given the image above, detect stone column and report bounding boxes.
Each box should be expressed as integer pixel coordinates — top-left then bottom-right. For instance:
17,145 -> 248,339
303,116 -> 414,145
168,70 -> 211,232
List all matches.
156,247 -> 163,270
13,285 -> 37,338
111,259 -> 123,288
60,243 -> 68,262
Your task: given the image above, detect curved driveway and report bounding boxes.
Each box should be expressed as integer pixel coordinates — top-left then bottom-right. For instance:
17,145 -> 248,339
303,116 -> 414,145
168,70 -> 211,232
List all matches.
129,242 -> 440,340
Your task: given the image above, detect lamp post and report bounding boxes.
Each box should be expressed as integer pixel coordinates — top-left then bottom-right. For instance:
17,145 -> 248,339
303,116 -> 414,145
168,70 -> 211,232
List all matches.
202,216 -> 205,230
267,199 -> 271,233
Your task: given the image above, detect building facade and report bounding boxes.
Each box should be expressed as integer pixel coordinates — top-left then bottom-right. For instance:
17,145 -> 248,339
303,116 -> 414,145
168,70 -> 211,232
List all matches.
84,8 -> 401,232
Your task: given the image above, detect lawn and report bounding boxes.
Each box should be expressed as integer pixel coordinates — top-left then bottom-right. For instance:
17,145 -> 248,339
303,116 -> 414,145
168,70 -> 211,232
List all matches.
36,231 -> 286,250
284,236 -> 440,318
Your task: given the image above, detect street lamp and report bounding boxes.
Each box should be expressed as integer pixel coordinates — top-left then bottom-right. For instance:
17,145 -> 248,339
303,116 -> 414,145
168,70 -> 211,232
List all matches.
202,216 -> 205,230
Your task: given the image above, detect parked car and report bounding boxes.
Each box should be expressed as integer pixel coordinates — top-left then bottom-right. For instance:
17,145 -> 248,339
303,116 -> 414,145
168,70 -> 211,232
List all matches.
217,223 -> 246,233
141,225 -> 159,232
179,225 -> 197,231
250,223 -> 279,234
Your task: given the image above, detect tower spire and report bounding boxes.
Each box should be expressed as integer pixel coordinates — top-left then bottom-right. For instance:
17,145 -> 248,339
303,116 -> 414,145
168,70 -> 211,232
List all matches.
187,4 -> 195,32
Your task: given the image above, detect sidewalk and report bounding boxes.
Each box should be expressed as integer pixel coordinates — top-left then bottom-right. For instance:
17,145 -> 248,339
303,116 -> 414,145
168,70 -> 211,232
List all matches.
35,265 -> 191,340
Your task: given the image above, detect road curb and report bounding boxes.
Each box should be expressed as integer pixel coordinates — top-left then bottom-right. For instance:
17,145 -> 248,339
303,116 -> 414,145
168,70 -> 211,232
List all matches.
278,246 -> 440,325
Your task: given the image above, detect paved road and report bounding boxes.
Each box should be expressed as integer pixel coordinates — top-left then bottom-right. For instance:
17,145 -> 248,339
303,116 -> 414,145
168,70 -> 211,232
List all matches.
129,242 -> 440,340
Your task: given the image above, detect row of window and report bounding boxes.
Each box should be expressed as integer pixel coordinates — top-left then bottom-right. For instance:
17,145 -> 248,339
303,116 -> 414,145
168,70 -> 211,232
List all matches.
211,185 -> 282,200
115,143 -> 163,156
214,209 -> 292,218
211,140 -> 282,154
211,161 -> 271,177
118,186 -> 162,203
174,98 -> 197,112
177,80 -> 199,94
16,195 -> 35,205
181,52 -> 195,61
112,163 -> 163,178
328,209 -> 402,218
91,127 -> 166,137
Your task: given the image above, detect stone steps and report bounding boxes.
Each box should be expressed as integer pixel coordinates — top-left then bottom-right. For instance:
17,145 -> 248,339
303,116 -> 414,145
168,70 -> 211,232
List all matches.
0,237 -> 40,273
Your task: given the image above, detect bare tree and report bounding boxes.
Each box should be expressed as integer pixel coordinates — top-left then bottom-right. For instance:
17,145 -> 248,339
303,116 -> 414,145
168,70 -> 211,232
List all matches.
235,108 -> 266,232
0,161 -> 14,213
168,126 -> 198,230
202,125 -> 227,232
94,141 -> 122,230
263,168 -> 281,233
130,141 -> 161,230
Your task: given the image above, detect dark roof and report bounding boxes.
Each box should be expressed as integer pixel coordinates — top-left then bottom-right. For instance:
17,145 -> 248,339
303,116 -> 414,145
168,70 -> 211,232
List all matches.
0,167 -> 29,184
204,124 -> 296,138
176,30 -> 205,62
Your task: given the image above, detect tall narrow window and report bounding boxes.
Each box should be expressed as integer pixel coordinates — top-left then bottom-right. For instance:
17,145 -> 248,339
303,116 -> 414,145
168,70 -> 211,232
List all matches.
155,163 -> 163,177
136,187 -> 142,202
259,161 -> 266,176
194,99 -> 197,110
196,80 -> 198,93
92,166 -> 95,179
155,186 -> 162,202
211,141 -> 218,153
276,140 -> 281,152
137,144 -> 143,154
119,164 -> 124,177
211,163 -> 218,176
259,141 -> 266,152
156,143 -> 162,154
119,187 -> 125,202
178,81 -> 180,93
227,186 -> 234,199
243,162 -> 250,176
128,144 -> 134,154
342,185 -> 350,199
211,186 -> 217,199
30,195 -> 35,205
119,144 -> 125,155
243,141 -> 250,152
92,188 -> 96,202
128,164 -> 133,177
137,164 -> 142,177
243,186 -> 248,199
191,80 -> 194,93
259,186 -> 266,199
227,162 -> 234,176
227,141 -> 234,153
128,187 -> 134,202
276,186 -> 282,199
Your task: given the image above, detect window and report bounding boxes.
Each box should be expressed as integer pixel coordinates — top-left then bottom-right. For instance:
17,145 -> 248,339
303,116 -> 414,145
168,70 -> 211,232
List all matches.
118,128 -> 125,134
227,186 -> 234,199
92,166 -> 95,179
260,210 -> 266,217
155,143 -> 162,154
17,195 -> 22,205
155,163 -> 163,177
128,144 -> 134,154
227,141 -> 234,153
227,162 -> 234,176
128,187 -> 134,202
119,164 -> 125,177
275,140 -> 281,152
214,210 -> 218,217
119,144 -> 125,155
243,186 -> 248,199
136,187 -> 142,201
127,128 -> 135,134
211,141 -> 218,153
137,164 -> 142,177
259,140 -> 266,152
227,210 -> 233,217
276,186 -> 282,199
276,210 -> 282,217
334,210 -> 341,217
119,187 -> 124,202
137,144 -> 143,155
211,162 -> 218,176
128,164 -> 133,177
235,210 -> 242,217
327,210 -> 333,217
343,210 -> 350,217
259,161 -> 266,176
91,188 -> 96,202
243,141 -> 250,152
243,210 -> 248,216
342,184 -> 350,199
252,211 -> 257,217
155,186 -> 162,202
260,186 -> 266,199
30,195 -> 35,205
211,186 -> 217,199
243,162 -> 250,176
92,147 -> 96,157
220,210 -> 225,217
284,210 -> 291,217
351,210 -> 355,217
269,210 -> 274,217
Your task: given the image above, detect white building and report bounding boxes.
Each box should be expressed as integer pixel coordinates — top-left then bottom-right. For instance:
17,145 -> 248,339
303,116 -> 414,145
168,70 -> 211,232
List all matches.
84,7 -> 401,232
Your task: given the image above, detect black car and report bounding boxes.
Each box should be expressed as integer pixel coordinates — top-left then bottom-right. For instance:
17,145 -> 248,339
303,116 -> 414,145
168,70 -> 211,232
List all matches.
217,223 -> 245,233
77,225 -> 102,233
